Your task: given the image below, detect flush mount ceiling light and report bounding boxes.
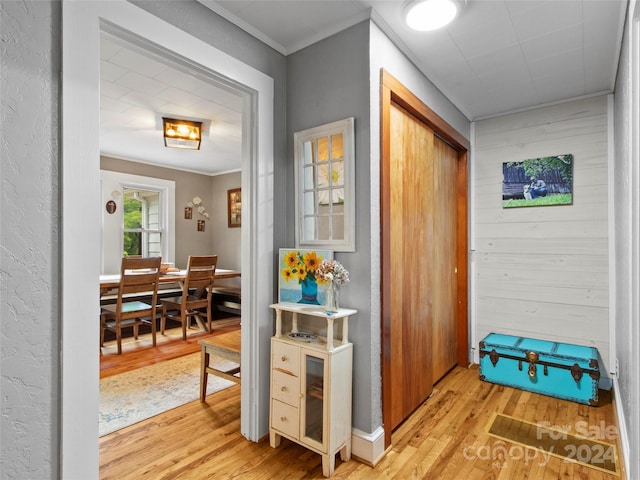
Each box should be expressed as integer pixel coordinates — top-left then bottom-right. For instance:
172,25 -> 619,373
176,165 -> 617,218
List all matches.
163,117 -> 202,150
404,0 -> 463,31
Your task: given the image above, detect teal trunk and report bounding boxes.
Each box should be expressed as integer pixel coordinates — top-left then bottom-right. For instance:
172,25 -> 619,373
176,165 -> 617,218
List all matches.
479,333 -> 600,406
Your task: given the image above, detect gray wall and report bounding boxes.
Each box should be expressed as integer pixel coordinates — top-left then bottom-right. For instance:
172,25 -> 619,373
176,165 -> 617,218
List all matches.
287,20 -> 373,432
101,156 -> 224,269
613,2 -> 640,477
1,1 -> 61,478
285,19 -> 472,436
210,172 -> 242,271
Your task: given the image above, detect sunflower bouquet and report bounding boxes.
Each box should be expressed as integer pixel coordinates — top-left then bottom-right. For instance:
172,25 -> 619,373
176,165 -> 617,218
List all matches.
281,250 -> 323,285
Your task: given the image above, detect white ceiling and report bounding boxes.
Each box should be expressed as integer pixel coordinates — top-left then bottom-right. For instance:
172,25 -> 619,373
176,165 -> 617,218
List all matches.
100,33 -> 244,176
100,0 -> 627,175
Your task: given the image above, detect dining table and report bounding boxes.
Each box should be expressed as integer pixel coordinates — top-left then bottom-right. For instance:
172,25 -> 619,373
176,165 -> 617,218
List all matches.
99,268 -> 241,296
99,268 -> 241,332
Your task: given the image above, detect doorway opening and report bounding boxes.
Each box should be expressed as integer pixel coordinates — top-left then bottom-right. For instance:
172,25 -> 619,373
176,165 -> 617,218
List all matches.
98,27 -> 246,427
62,3 -> 274,477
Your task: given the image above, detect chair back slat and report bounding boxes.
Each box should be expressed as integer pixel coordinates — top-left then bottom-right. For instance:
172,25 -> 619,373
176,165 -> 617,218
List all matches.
117,257 -> 162,301
102,256 -> 162,354
121,273 -> 160,294
184,255 -> 217,294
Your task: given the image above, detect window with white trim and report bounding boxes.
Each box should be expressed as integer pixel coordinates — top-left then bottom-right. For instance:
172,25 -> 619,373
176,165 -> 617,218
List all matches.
100,170 -> 175,274
123,187 -> 162,258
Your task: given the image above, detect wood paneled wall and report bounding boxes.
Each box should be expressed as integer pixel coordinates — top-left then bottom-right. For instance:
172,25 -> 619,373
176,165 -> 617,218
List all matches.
473,96 -> 610,375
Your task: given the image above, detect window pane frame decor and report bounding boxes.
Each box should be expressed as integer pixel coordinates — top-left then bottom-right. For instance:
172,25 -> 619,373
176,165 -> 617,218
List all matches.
294,117 -> 355,252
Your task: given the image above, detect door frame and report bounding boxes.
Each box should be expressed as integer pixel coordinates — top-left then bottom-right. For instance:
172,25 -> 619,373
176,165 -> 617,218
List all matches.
62,2 -> 274,477
380,70 -> 470,448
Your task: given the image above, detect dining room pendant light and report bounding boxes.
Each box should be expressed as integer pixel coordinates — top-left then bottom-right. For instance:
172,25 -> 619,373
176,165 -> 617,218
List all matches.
163,118 -> 202,150
405,0 -> 461,31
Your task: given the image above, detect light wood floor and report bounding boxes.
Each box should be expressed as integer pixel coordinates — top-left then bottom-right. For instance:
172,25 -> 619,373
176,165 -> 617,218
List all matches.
100,316 -> 241,378
100,341 -> 625,480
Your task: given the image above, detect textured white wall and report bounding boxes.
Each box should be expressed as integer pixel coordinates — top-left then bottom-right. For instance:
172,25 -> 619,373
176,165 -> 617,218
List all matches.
613,0 -> 640,476
0,1 -> 61,478
473,96 -> 610,374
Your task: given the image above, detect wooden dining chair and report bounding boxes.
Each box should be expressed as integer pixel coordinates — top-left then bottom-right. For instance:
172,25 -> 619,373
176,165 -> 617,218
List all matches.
100,256 -> 162,355
160,255 -> 218,340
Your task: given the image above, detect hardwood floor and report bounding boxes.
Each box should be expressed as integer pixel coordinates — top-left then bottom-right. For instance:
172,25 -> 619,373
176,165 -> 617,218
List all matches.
100,316 -> 241,378
100,351 -> 626,479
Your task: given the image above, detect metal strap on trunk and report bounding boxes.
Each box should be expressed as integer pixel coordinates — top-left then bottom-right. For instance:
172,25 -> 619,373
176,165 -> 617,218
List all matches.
479,348 -> 600,383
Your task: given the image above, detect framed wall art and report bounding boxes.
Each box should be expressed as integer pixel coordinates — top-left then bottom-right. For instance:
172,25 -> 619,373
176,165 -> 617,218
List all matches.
228,188 -> 241,228
502,154 -> 574,208
278,248 -> 333,305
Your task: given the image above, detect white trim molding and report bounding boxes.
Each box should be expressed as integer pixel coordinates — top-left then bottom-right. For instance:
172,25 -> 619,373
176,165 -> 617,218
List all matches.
613,377 -> 631,476
62,2 -> 274,478
351,427 -> 386,467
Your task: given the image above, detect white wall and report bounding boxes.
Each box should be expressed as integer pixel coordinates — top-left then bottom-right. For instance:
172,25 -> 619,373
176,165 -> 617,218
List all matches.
0,2 -> 61,477
613,0 -> 640,476
473,96 -> 611,377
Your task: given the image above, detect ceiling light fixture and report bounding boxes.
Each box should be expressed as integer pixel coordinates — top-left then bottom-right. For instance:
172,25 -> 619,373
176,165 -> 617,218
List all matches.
163,117 -> 202,150
404,0 -> 462,31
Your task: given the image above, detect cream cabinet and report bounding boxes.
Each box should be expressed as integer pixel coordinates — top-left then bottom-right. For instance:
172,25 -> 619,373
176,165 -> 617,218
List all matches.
269,303 -> 356,477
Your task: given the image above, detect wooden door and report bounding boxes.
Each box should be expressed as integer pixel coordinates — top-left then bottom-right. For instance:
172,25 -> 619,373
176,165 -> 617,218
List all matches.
381,70 -> 469,444
431,135 -> 459,382
388,103 -> 435,428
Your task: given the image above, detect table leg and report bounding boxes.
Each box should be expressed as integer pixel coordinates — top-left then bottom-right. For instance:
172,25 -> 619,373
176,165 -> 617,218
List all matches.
200,347 -> 209,402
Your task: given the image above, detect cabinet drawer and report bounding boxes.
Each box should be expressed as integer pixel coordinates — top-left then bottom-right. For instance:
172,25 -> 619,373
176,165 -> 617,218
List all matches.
272,341 -> 300,377
271,399 -> 299,439
272,369 -> 299,406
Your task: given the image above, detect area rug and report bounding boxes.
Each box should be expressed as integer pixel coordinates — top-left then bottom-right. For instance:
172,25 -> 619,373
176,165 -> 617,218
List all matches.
486,413 -> 619,475
99,352 -> 238,436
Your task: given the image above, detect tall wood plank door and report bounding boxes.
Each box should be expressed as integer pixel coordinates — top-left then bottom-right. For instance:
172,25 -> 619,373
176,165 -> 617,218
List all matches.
388,102 -> 435,428
380,70 -> 469,446
431,135 -> 459,383
386,104 -> 460,431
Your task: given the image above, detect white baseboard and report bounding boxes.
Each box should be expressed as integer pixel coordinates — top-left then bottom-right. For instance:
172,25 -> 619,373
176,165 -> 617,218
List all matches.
351,426 -> 386,467
599,376 -> 613,390
612,377 -> 630,477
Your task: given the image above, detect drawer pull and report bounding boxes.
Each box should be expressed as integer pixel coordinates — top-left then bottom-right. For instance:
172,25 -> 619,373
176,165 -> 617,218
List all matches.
281,355 -> 287,362
281,386 -> 287,392
280,416 -> 287,422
